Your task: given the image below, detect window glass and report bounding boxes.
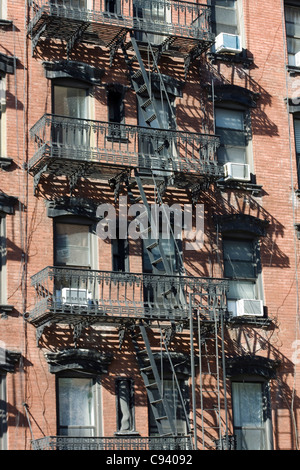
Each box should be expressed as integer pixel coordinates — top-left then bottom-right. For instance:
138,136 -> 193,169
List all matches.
134,0 -> 171,45
215,108 -> 247,164
232,382 -> 266,450
149,379 -> 187,436
285,5 -> 300,65
54,85 -> 87,119
0,374 -> 6,450
55,223 -> 90,267
294,118 -> 300,152
211,0 -> 238,35
294,119 -> 300,187
58,377 -> 95,437
223,238 -> 258,302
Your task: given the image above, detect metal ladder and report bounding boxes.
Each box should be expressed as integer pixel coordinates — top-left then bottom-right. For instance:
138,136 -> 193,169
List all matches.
197,310 -> 229,450
120,32 -> 191,439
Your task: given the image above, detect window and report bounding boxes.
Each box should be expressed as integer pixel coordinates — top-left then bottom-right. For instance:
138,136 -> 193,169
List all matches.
294,117 -> 300,186
0,78 -> 6,159
53,81 -> 89,148
133,0 -> 171,45
215,108 -> 247,165
107,86 -> 125,140
55,222 -> 91,268
138,93 -> 175,172
105,0 -> 121,15
53,217 -> 98,305
211,0 -> 239,36
116,378 -> 135,433
223,235 -> 263,316
53,0 -> 86,9
149,378 -> 188,436
232,380 -> 272,450
57,374 -> 102,437
285,3 -> 300,66
112,237 -> 129,272
0,216 -> 6,305
0,373 -> 6,450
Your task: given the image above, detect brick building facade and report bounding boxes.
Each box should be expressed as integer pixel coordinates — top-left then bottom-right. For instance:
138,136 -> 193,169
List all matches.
0,0 -> 300,451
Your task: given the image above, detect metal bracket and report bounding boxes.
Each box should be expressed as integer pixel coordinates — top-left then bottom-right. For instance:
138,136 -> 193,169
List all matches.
66,22 -> 90,59
109,30 -> 128,67
33,164 -> 48,196
109,170 -> 130,203
31,22 -> 47,56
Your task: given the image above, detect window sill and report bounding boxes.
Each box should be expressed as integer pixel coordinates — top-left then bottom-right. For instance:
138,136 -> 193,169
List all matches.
0,304 -> 14,318
286,65 -> 300,75
0,157 -> 13,170
106,134 -> 129,143
217,179 -> 263,196
227,315 -> 272,328
0,19 -> 13,28
208,51 -> 254,68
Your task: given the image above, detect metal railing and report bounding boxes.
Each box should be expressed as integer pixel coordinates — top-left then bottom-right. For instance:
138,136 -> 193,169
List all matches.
28,266 -> 228,326
28,114 -> 221,178
31,435 -> 193,450
28,0 -> 213,46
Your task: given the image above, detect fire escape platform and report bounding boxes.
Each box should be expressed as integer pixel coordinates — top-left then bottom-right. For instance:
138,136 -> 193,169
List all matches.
27,266 -> 229,331
28,114 -> 223,190
28,0 -> 214,57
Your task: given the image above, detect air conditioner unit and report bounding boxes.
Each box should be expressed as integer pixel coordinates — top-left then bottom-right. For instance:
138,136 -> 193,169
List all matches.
295,51 -> 300,67
214,33 -> 242,54
224,162 -> 250,182
61,288 -> 92,306
236,299 -> 264,317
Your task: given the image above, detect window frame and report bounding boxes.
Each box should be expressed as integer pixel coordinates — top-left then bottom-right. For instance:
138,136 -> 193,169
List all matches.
115,377 -> 136,434
0,215 -> 7,305
148,376 -> 189,437
231,376 -> 273,450
293,116 -> 300,187
215,105 -> 252,165
222,233 -> 264,309
0,373 -> 7,450
284,2 -> 300,67
56,371 -> 103,437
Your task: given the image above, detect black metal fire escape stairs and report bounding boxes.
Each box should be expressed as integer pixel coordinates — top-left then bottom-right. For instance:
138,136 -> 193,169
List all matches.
115,32 -> 192,440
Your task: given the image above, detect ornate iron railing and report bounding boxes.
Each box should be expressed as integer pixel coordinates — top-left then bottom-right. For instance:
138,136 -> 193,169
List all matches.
28,114 -> 221,179
28,266 -> 228,327
31,435 -> 193,450
28,0 -> 214,52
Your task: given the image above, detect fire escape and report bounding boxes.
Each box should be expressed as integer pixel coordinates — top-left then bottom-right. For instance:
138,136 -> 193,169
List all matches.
27,0 -> 229,450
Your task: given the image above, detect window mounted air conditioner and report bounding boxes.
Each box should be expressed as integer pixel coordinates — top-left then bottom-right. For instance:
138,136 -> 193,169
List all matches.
295,51 -> 300,67
224,162 -> 250,182
236,299 -> 264,317
61,288 -> 92,306
214,33 -> 242,54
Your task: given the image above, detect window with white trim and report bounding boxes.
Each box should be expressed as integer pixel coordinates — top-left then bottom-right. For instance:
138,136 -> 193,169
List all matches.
57,374 -> 102,437
223,234 -> 264,317
285,2 -> 300,66
211,0 -> 239,36
232,379 -> 273,450
53,81 -> 90,149
215,107 -> 252,181
0,373 -> 7,450
148,378 -> 189,436
294,117 -> 300,186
